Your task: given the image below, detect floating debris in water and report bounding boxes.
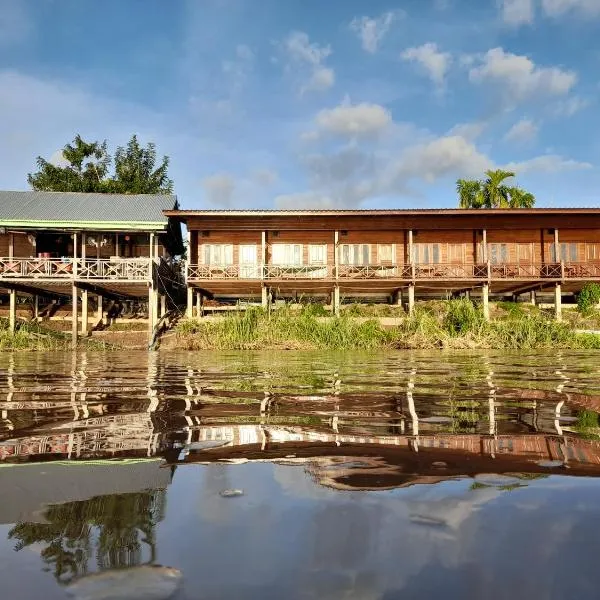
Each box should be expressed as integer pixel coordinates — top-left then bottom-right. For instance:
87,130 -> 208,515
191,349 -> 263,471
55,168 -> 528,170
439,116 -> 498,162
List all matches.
220,489 -> 244,498
474,474 -> 524,487
65,565 -> 182,600
536,460 -> 565,468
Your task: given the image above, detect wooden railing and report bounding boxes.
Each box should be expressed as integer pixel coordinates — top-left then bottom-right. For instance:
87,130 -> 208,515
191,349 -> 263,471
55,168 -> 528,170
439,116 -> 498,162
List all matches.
187,261 -> 600,282
0,257 -> 152,281
77,258 -> 152,280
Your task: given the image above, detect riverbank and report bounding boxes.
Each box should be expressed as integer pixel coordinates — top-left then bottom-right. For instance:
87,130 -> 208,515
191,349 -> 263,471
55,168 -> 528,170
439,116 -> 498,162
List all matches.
167,300 -> 600,351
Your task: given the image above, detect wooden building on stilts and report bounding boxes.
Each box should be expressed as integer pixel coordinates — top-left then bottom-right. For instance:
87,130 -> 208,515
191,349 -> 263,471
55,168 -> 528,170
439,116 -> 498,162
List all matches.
0,191 -> 183,344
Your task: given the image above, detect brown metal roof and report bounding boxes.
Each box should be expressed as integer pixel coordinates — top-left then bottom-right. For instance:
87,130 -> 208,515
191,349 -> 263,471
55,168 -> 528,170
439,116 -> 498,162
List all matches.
164,208 -> 600,218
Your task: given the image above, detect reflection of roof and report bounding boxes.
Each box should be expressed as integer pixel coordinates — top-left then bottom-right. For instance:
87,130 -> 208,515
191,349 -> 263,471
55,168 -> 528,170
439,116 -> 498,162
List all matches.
0,191 -> 178,228
0,459 -> 171,524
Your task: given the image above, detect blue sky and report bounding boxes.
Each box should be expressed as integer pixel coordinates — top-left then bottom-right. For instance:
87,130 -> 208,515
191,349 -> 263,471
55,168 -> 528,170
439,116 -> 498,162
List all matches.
1,0 -> 599,209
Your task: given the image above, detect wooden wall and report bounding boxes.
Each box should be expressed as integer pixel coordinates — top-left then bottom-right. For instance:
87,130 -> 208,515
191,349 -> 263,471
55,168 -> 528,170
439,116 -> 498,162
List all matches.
189,227 -> 600,265
0,233 -> 35,257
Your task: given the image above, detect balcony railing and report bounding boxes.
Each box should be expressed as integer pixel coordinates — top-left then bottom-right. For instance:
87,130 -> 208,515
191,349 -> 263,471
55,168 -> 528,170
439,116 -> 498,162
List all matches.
77,258 -> 152,280
0,257 -> 152,281
187,261 -> 600,282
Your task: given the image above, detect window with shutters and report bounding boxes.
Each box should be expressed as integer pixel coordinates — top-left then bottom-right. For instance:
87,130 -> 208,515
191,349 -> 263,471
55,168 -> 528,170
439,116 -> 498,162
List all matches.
308,244 -> 327,265
448,244 -> 463,263
271,243 -> 303,265
412,243 -> 441,264
340,244 -> 370,265
550,243 -> 578,262
378,244 -> 394,264
517,243 -> 533,263
586,244 -> 600,261
203,244 -> 233,265
489,243 -> 508,264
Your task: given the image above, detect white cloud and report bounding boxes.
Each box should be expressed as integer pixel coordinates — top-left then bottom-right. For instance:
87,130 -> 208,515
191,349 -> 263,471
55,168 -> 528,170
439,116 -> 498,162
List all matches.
503,118 -> 538,142
505,154 -> 593,173
275,191 -> 337,209
552,96 -> 590,116
350,11 -> 398,54
390,135 -> 493,183
542,0 -> 600,17
469,48 -> 577,102
501,0 -> 535,26
202,173 -> 236,206
314,101 -> 392,138
401,43 -> 452,87
221,44 -> 254,94
283,31 -> 335,93
253,168 -> 278,187
447,121 -> 487,141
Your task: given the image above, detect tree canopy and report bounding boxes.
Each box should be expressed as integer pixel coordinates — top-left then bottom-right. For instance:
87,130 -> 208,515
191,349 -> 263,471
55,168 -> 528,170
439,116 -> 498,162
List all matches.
456,169 -> 535,209
27,134 -> 173,194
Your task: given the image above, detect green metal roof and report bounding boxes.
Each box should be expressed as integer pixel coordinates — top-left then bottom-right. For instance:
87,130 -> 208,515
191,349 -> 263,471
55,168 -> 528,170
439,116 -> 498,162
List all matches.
0,191 -> 178,230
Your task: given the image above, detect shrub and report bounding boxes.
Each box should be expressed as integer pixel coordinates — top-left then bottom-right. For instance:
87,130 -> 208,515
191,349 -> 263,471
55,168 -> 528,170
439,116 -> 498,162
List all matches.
577,283 -> 600,314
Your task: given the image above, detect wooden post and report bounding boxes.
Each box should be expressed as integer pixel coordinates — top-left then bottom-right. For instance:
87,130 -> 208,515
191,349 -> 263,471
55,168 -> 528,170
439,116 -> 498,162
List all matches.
334,230 -> 339,279
186,287 -> 194,318
8,232 -> 14,259
408,284 -> 415,315
482,283 -> 490,321
149,232 -> 155,261
408,230 -> 414,264
554,228 -> 560,262
33,295 -> 39,321
530,290 -> 536,306
261,231 -> 266,280
9,289 -> 16,334
97,294 -> 104,325
333,286 -> 340,316
153,287 -> 159,329
555,283 -> 562,322
482,229 -> 488,263
71,285 -> 78,347
81,288 -> 88,336
395,289 -> 402,306
82,233 -> 86,260
262,286 -> 268,308
73,232 -> 78,278
115,234 -> 119,257
148,285 -> 154,338
160,294 -> 166,318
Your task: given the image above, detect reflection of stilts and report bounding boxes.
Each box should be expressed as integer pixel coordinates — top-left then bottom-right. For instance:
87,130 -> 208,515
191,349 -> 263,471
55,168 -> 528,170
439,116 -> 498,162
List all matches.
146,352 -> 160,456
554,358 -> 570,465
407,367 -> 418,452
260,391 -> 273,451
2,355 -> 15,431
485,359 -> 497,458
331,371 -> 341,446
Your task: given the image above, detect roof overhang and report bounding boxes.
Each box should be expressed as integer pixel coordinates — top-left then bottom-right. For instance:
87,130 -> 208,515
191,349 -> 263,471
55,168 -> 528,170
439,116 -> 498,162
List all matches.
3,220 -> 168,231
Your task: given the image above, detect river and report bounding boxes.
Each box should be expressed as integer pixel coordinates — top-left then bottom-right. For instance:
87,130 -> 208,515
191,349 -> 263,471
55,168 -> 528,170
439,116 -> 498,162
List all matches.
1,350 -> 600,599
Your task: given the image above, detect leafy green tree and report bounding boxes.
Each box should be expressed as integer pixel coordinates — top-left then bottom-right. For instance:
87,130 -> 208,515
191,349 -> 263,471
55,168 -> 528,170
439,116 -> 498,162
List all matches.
28,135 -> 111,193
27,134 -> 173,194
110,135 -> 173,194
457,169 -> 536,208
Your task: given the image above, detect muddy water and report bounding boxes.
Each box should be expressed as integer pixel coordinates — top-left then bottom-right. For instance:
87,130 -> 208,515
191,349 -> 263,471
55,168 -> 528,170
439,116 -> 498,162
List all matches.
1,350 -> 600,599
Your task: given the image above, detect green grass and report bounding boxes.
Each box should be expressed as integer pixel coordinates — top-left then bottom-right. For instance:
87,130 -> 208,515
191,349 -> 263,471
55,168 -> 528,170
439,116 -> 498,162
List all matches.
174,299 -> 600,351
0,319 -> 114,351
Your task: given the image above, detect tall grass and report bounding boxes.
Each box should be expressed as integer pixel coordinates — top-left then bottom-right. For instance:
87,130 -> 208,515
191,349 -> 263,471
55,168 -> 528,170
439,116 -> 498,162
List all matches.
175,299 -> 600,351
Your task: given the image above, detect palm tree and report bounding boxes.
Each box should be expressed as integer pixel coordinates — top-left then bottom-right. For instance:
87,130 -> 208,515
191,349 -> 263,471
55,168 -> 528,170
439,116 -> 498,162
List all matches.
456,169 -> 536,208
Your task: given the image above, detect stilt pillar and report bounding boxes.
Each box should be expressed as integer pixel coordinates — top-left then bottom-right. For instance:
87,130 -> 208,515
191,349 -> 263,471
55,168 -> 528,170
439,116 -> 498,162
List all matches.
97,294 -> 104,325
148,285 -> 154,339
153,287 -> 159,328
33,295 -> 39,321
482,283 -> 490,321
408,284 -> 415,315
195,291 -> 202,318
333,286 -> 340,316
71,285 -> 78,348
186,287 -> 194,318
530,290 -> 536,306
160,294 -> 167,318
262,286 -> 269,309
81,288 -> 89,336
9,289 -> 16,334
554,283 -> 562,322
394,289 -> 402,306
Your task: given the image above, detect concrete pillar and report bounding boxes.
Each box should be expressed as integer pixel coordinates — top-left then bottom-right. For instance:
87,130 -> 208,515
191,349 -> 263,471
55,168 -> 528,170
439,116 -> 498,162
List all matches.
555,283 -> 562,321
9,289 -> 16,334
395,289 -> 402,306
333,286 -> 340,316
262,285 -> 268,308
153,287 -> 159,328
195,291 -> 202,318
71,285 -> 78,347
81,288 -> 88,336
186,287 -> 194,318
530,290 -> 536,306
148,285 -> 154,338
408,284 -> 415,315
97,294 -> 104,325
464,290 -> 470,301
33,295 -> 39,321
482,283 -> 490,321
160,294 -> 167,318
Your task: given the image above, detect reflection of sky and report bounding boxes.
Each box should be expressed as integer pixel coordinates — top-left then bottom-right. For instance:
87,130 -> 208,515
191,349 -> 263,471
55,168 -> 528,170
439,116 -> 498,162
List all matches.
3,465 -> 600,600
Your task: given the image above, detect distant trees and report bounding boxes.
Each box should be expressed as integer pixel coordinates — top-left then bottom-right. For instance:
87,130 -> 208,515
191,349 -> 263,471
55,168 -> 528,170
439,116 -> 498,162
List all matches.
28,134 -> 173,194
456,169 -> 535,208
